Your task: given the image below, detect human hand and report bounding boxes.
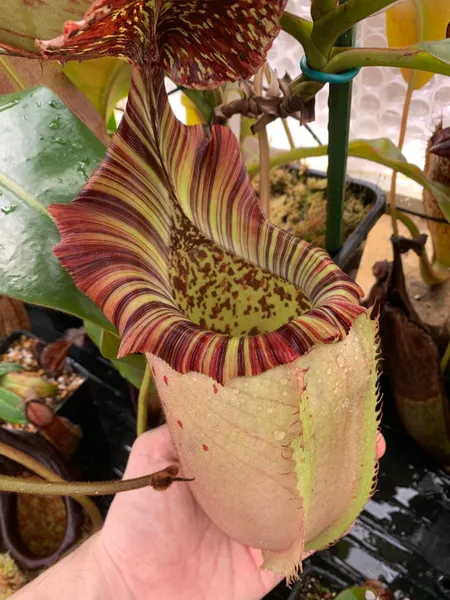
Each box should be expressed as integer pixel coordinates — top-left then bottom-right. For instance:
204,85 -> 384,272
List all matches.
95,425 -> 386,600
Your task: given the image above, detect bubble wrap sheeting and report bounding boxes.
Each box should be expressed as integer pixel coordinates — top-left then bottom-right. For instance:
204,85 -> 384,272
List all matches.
267,0 -> 450,174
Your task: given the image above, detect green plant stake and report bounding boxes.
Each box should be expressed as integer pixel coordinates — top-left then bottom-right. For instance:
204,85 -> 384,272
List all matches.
298,7 -> 358,256
326,26 -> 356,255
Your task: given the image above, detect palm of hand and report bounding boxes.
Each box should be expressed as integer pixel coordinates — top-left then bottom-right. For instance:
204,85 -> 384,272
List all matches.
98,425 -> 282,600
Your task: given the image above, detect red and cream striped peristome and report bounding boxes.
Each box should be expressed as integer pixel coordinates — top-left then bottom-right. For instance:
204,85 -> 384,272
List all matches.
7,0 -> 380,578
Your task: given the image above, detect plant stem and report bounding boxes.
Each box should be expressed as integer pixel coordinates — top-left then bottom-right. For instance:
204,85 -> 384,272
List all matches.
0,442 -> 192,497
441,340 -> 450,376
311,0 -> 338,21
254,66 -> 271,216
289,73 -> 326,101
280,12 -> 326,70
0,58 -> 25,91
326,24 -> 355,256
248,145 -> 328,177
312,0 -> 399,56
0,441 -> 102,530
325,46 -> 450,78
136,363 -> 152,436
390,76 -> 415,235
0,471 -> 191,496
282,119 -> 296,149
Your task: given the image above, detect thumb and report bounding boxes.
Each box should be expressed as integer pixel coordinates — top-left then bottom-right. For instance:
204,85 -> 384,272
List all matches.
123,424 -> 179,480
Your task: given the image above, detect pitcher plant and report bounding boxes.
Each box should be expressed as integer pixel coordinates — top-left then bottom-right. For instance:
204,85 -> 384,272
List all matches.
0,0 -> 380,578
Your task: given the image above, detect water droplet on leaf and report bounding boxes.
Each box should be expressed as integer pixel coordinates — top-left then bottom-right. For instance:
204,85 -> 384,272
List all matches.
77,159 -> 90,181
49,118 -> 60,130
1,204 -> 17,215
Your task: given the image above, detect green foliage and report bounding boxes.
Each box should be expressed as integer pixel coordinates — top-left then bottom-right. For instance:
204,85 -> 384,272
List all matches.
0,86 -> 115,333
83,320 -> 146,389
335,588 -> 378,600
63,58 -> 132,132
248,138 -> 450,221
181,88 -> 220,124
0,388 -> 26,424
0,363 -> 22,376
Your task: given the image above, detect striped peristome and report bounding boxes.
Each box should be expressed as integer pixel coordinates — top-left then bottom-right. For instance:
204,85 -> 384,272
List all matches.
50,65 -> 364,384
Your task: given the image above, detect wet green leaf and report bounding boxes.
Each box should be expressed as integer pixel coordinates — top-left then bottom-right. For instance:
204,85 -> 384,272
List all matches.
0,86 -> 115,333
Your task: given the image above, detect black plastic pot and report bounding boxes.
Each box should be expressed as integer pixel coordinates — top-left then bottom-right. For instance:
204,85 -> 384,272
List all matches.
285,167 -> 386,279
0,330 -> 112,490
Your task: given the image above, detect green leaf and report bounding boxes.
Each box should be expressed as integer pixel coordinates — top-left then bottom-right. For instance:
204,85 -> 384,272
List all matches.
0,86 -> 115,332
418,39 -> 450,66
0,362 -> 23,376
348,139 -> 450,222
335,588 -> 377,600
99,329 -> 121,360
250,137 -> 450,222
0,387 -> 27,424
181,88 -> 218,124
386,0 -> 450,89
63,58 -> 132,127
326,39 -> 450,80
0,57 -> 110,143
84,320 -> 146,389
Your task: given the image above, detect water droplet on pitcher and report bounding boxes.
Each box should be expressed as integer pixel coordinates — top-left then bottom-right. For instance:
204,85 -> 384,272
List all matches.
0,99 -> 19,112
336,356 -> 345,368
326,367 -> 332,375
280,379 -> 287,386
273,430 -> 285,441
